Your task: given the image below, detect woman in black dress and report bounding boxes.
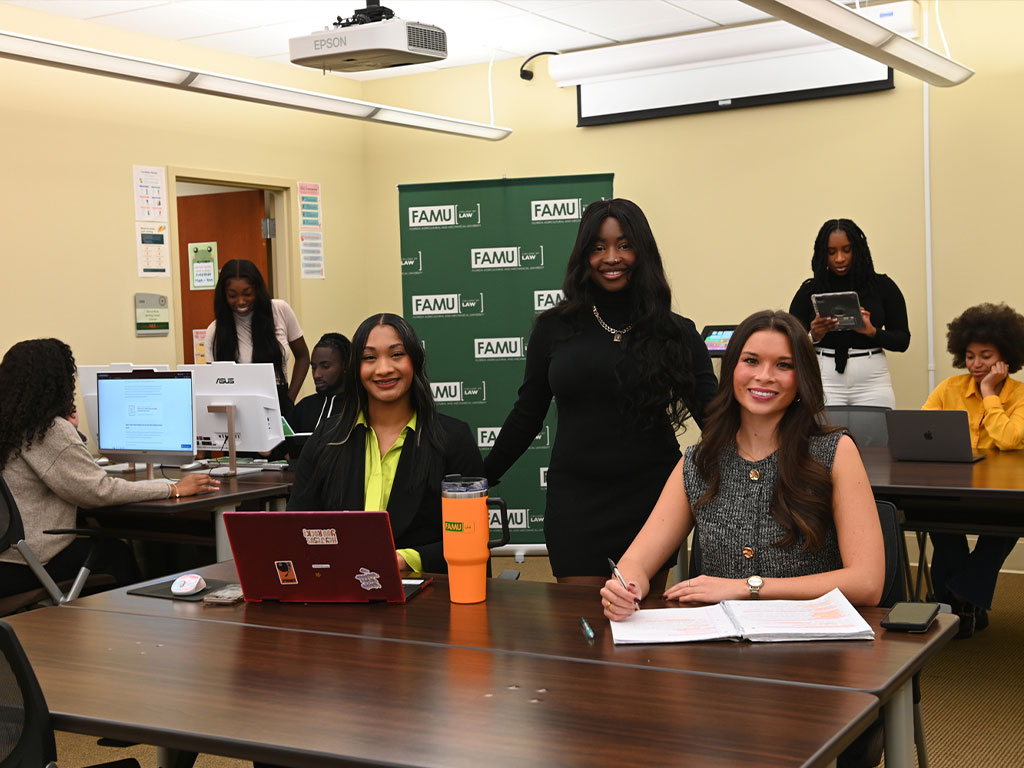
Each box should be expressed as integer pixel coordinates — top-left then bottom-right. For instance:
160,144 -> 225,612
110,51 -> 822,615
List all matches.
484,199 -> 717,588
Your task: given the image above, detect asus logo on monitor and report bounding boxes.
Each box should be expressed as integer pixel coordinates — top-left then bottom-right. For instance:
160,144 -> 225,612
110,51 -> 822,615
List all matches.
215,377 -> 235,385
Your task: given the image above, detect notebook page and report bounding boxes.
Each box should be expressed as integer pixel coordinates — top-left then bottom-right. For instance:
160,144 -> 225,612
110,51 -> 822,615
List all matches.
608,604 -> 741,645
721,588 -> 874,642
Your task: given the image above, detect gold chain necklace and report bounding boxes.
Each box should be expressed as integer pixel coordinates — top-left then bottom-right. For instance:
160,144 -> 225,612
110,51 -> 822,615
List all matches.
591,305 -> 632,342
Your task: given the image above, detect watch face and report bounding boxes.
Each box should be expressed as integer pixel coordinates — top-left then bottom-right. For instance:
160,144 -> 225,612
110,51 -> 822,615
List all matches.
748,576 -> 763,588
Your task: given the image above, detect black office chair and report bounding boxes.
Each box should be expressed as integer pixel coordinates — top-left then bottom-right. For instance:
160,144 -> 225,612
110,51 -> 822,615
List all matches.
0,620 -> 139,768
822,405 -> 890,447
0,476 -> 115,616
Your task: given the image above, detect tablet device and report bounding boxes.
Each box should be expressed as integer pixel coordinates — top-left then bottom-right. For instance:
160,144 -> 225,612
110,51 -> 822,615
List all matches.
699,325 -> 737,358
811,291 -> 864,330
881,602 -> 940,633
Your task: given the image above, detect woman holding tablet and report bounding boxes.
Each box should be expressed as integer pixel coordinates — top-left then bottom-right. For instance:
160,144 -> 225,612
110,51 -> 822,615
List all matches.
924,303 -> 1024,637
0,339 -> 218,597
600,310 -> 884,614
205,259 -> 310,407
485,198 -> 717,589
789,218 -> 910,407
288,314 -> 483,573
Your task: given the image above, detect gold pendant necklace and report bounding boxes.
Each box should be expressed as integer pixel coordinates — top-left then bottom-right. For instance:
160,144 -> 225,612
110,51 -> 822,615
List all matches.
592,305 -> 632,342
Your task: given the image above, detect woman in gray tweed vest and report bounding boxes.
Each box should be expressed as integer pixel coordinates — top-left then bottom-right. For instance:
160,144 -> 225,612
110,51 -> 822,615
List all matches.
602,310 -> 884,618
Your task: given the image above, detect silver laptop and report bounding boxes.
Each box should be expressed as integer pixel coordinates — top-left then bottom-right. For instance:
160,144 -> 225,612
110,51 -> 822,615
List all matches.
885,410 -> 985,463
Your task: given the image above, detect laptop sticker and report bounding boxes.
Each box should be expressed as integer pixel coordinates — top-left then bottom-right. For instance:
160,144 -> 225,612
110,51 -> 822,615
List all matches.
355,567 -> 383,591
302,528 -> 338,545
275,560 -> 298,585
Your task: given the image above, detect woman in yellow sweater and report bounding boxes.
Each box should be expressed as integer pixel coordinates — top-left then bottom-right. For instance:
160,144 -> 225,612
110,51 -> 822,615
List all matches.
924,303 -> 1024,637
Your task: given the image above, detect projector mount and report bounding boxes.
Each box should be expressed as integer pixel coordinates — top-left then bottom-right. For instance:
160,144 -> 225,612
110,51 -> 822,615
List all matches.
334,0 -> 395,28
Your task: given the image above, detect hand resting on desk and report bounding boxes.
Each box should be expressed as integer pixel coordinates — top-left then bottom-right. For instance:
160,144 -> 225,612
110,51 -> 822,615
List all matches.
169,473 -> 220,499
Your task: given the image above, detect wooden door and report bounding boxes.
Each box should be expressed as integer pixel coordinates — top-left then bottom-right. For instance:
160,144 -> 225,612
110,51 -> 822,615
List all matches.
177,189 -> 268,364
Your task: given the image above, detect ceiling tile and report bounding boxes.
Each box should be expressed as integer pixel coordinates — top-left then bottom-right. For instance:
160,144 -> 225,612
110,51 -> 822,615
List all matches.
664,0 -> 771,26
85,3 -> 254,39
532,0 -> 712,42
2,0 -> 167,17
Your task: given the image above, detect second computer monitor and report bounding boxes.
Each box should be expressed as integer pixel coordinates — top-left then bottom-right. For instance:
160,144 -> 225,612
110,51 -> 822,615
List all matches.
96,370 -> 195,467
180,362 -> 284,454
78,363 -> 170,449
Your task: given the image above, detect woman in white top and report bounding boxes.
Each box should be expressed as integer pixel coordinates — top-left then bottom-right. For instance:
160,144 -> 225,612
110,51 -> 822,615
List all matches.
205,259 -> 310,405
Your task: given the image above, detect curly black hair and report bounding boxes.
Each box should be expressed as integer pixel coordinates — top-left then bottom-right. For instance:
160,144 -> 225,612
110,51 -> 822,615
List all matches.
946,303 -> 1024,373
0,338 -> 77,469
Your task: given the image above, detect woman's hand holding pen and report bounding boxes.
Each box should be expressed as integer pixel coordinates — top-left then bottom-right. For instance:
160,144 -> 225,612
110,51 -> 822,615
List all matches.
600,574 -> 645,621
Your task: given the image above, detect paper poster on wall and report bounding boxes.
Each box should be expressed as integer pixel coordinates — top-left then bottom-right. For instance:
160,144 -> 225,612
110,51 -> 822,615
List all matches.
193,329 -> 207,365
136,223 -> 170,277
298,181 -> 325,279
135,293 -> 169,337
189,242 -> 218,290
133,165 -> 168,222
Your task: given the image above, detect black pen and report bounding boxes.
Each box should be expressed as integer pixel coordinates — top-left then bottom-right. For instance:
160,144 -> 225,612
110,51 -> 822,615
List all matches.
579,616 -> 595,641
607,557 -> 641,610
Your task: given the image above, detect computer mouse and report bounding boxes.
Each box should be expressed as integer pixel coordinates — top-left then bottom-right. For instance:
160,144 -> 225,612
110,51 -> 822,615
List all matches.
178,460 -> 207,471
170,574 -> 207,596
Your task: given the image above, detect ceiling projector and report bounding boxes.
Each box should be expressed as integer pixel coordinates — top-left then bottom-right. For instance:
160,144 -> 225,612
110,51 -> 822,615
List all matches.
289,1 -> 447,72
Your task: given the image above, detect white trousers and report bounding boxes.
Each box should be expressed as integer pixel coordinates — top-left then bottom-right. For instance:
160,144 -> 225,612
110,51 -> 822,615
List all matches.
817,349 -> 896,408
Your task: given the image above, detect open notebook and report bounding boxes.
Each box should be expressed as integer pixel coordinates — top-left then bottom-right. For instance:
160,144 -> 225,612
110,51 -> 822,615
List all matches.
609,588 -> 874,645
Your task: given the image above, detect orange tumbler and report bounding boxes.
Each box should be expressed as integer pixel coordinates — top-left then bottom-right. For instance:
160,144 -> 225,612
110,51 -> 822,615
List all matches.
441,475 -> 509,604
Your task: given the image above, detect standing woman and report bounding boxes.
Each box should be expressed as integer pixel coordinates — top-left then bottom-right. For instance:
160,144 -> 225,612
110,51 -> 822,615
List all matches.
205,259 -> 310,408
485,198 -> 717,588
789,219 -> 909,407
0,339 -> 218,597
923,303 -> 1024,637
289,314 -> 484,574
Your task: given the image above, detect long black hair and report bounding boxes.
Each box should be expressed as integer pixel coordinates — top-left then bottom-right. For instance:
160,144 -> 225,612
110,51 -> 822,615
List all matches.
694,311 -> 842,550
316,314 -> 444,488
810,218 -> 878,294
547,198 -> 696,430
211,259 -> 283,381
0,339 -> 77,468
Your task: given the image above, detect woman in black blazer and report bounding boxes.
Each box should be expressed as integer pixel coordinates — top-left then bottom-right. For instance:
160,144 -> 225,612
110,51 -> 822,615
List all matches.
288,313 -> 483,573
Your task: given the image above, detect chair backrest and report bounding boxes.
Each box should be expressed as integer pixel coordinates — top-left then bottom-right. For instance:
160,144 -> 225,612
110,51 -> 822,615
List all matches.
822,405 -> 890,447
875,500 -> 907,608
0,476 -> 26,557
689,501 -> 906,609
0,621 -> 56,768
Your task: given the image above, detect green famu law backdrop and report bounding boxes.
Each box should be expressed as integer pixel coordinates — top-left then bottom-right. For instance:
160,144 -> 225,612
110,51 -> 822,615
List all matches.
399,174 -> 614,545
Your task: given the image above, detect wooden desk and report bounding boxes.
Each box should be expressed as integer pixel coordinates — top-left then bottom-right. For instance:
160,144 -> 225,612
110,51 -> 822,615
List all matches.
5,606 -> 877,768
86,471 -> 293,559
70,563 -> 956,768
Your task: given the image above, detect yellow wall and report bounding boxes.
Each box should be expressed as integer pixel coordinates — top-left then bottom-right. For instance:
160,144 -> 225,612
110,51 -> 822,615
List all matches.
2,0 -> 1022,413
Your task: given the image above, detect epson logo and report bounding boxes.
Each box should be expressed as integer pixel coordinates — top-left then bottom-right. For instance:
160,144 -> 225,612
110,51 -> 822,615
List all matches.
477,427 -> 500,448
431,380 -> 487,404
533,289 -> 564,312
471,245 -> 544,271
411,292 -> 484,317
214,377 -> 235,385
474,337 -> 524,360
531,198 -> 582,222
312,35 -> 348,50
490,508 -> 530,530
408,203 -> 481,229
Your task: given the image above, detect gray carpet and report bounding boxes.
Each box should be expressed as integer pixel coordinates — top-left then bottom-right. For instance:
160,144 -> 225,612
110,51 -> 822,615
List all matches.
54,563 -> 1024,768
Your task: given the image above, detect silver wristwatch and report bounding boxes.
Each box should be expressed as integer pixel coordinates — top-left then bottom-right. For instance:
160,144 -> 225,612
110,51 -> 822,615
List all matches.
747,575 -> 763,599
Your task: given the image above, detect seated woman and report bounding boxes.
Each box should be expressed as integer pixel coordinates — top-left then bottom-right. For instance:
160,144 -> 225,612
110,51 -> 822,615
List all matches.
601,310 -> 884,617
923,302 -> 1024,637
288,314 -> 484,573
0,339 -> 219,597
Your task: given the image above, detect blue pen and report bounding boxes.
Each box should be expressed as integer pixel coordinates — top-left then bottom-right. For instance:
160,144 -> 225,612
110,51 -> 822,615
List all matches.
579,616 -> 595,641
608,557 -> 641,610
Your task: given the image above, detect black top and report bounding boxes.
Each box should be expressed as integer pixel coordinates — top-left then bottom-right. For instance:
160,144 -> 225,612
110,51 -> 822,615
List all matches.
287,412 -> 484,572
789,273 -> 910,373
484,289 -> 717,576
287,392 -> 344,460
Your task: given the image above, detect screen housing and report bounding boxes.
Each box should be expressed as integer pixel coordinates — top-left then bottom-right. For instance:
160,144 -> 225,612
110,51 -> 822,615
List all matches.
96,370 -> 195,467
700,325 -> 738,358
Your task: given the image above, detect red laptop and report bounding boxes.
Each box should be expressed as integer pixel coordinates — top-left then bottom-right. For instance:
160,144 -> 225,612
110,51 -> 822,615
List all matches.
223,510 -> 430,603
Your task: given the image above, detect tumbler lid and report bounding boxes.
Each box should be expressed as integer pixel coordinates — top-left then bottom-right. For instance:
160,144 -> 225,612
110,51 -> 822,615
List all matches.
441,475 -> 488,498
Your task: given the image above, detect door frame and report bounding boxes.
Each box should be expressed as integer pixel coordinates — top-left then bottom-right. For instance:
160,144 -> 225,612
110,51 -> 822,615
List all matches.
167,167 -> 300,366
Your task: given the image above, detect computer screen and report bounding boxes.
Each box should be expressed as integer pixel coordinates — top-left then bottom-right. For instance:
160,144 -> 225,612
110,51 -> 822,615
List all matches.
700,325 -> 737,358
78,363 -> 170,449
96,370 -> 194,466
179,362 -> 284,454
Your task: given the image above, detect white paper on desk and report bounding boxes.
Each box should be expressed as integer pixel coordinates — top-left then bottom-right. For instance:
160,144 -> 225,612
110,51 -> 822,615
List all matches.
609,604 -> 741,645
722,588 -> 874,642
608,588 -> 873,645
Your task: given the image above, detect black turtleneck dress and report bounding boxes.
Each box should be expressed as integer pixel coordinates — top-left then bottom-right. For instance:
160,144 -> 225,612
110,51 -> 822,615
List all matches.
484,288 -> 717,577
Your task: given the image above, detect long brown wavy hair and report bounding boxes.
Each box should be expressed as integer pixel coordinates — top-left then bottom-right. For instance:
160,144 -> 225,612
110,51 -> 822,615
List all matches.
693,310 -> 843,550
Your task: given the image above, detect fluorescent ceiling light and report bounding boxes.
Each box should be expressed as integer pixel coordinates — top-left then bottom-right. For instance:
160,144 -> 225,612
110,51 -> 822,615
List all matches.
0,29 -> 510,140
739,0 -> 974,86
